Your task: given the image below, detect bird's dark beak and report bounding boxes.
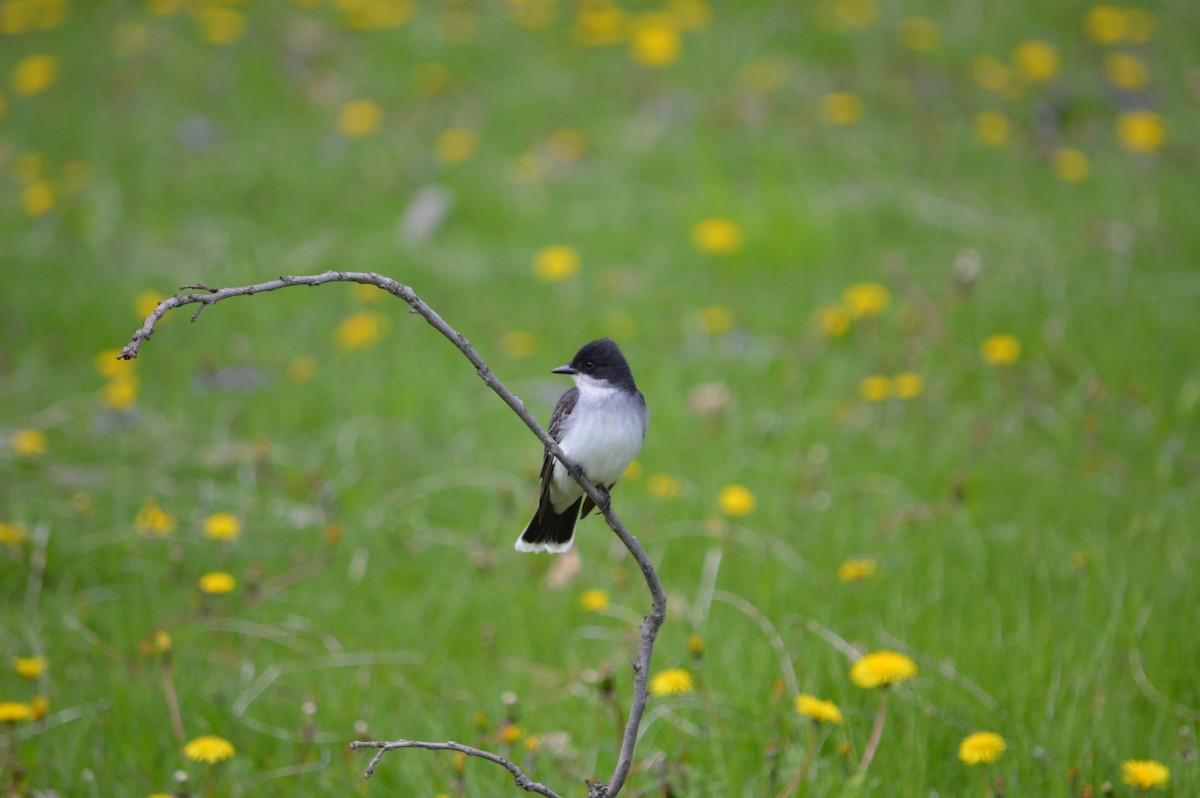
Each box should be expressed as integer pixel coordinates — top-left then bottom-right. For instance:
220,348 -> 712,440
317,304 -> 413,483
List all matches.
551,364 -> 577,375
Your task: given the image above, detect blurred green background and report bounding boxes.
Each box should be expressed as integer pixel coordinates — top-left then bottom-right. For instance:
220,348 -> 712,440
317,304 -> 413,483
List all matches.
1,0 -> 1198,795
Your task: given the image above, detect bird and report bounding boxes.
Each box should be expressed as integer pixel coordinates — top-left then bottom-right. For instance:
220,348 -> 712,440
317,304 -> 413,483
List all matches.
515,338 -> 648,554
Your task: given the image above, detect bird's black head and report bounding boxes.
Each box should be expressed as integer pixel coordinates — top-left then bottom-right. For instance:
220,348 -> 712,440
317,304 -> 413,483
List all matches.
552,338 -> 637,389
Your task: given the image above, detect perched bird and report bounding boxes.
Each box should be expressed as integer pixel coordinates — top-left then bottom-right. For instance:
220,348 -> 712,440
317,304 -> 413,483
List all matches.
516,338 -> 648,554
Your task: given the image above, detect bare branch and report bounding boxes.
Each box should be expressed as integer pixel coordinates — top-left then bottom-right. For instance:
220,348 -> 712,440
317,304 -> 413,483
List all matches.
349,740 -> 564,798
121,271 -> 667,798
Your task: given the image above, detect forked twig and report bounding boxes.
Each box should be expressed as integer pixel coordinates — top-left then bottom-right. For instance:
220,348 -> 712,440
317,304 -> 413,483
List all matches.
120,270 -> 666,798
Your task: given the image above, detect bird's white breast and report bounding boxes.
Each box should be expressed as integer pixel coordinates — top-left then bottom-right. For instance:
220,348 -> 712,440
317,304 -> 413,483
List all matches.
548,380 -> 646,510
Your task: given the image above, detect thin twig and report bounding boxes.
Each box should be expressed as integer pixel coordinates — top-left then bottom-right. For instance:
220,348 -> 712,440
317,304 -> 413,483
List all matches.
348,740 -> 564,798
120,271 -> 667,798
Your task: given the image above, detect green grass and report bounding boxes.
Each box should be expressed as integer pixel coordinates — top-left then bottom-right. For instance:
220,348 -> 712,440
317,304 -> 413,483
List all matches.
2,1 -> 1198,796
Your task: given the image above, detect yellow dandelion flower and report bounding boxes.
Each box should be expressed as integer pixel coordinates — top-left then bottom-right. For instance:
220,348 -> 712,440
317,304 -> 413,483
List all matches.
335,310 -> 386,350
815,305 -> 851,338
1053,148 -> 1090,183
135,290 -> 167,319
858,375 -> 891,402
11,428 -> 47,457
502,331 -> 538,359
136,498 -> 176,536
0,522 -> 28,549
0,1 -> 34,35
1084,5 -> 1127,44
1104,52 -> 1148,91
623,460 -> 642,480
648,474 -> 681,500
893,372 -> 924,400
795,694 -> 844,725
650,668 -> 694,696
981,334 -> 1021,365
580,589 -> 610,612
820,92 -> 864,126
94,348 -> 135,379
837,558 -> 877,582
22,180 -> 56,217
198,571 -> 237,595
973,110 -> 1013,148
629,14 -> 680,68
533,245 -> 581,282
546,128 -> 587,163
0,702 -> 32,722
970,55 -> 1012,95
687,633 -> 704,655
196,7 -> 246,46
1125,9 -> 1154,43
833,0 -> 876,29
1121,759 -> 1169,790
692,218 -> 744,255
101,377 -> 139,411
12,54 -> 58,97
1012,40 -> 1059,82
666,0 -> 709,30
573,0 -> 628,47
29,695 -> 48,720
699,306 -> 733,335
899,17 -> 938,52
13,656 -> 47,679
842,282 -> 889,318
337,99 -> 383,138
959,731 -> 1006,765
1116,110 -> 1166,154
499,722 -> 524,744
288,355 -> 317,383
139,629 -> 172,656
524,735 -> 540,752
718,484 -> 756,517
434,127 -> 479,164
850,650 -> 917,688
183,734 -> 235,763
203,513 -> 241,541
146,0 -> 183,16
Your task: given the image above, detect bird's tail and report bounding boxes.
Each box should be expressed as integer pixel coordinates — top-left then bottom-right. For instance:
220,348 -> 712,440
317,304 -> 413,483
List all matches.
515,497 -> 582,554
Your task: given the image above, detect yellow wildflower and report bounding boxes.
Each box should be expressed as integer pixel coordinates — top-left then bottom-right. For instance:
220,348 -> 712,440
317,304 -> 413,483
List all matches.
1053,148 -> 1090,183
337,99 -> 383,138
434,127 -> 479,164
833,0 -> 876,29
546,128 -> 587,163
1012,40 -> 1059,82
1104,52 -> 1148,91
970,55 -> 1011,95
666,0 -> 708,30
892,372 -> 924,400
11,428 -> 47,457
13,656 -> 47,679
692,217 -> 744,255
499,723 -> 524,744
899,17 -> 938,52
335,311 -> 386,350
501,331 -> 538,359
815,305 -> 851,338
981,334 -> 1021,365
700,306 -> 733,335
288,355 -> 316,383
820,92 -> 863,126
850,650 -> 917,688
198,571 -> 237,595
136,498 -> 176,536
94,348 -> 135,379
196,7 -> 246,46
533,245 -> 581,282
29,695 -> 48,720
183,734 -> 235,763
1120,759 -> 1169,790
629,13 -> 680,68
146,0 -> 183,16
573,0 -> 628,47
0,522 -> 28,549
1116,110 -> 1166,154
795,694 -> 844,725
203,513 -> 241,541
580,589 -> 610,612
623,460 -> 642,480
687,633 -> 704,655
858,375 -> 891,402
0,702 -> 32,722
973,110 -> 1012,148
959,731 -> 1006,765
649,668 -> 694,696
842,282 -> 889,318
837,558 -> 877,582
135,290 -> 167,319
12,54 -> 58,97
718,484 -> 756,517
1084,5 -> 1127,44
101,377 -> 139,411
22,180 -> 56,217
648,474 -> 681,500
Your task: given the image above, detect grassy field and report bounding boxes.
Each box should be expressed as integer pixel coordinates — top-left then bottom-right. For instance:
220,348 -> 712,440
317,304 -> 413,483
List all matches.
2,1 -> 1198,796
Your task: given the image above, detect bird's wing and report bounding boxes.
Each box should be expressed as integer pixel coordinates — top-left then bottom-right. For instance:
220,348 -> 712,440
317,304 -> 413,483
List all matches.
537,387 -> 579,517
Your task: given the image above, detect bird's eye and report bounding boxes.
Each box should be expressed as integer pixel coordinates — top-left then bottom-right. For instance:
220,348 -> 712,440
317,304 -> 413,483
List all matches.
584,360 -> 595,371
